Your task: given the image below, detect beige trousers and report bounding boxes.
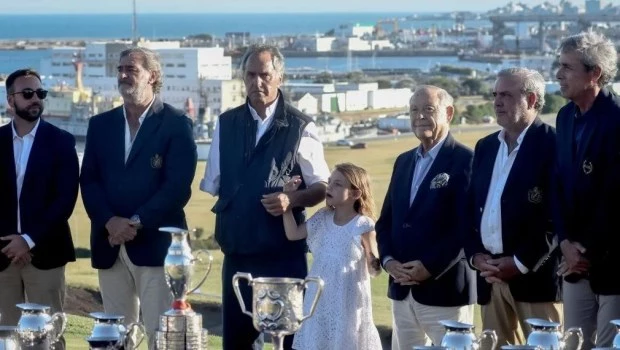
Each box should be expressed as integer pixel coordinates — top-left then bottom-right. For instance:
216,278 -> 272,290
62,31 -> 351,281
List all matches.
391,292 -> 474,350
98,245 -> 172,350
0,263 -> 65,326
482,282 -> 563,347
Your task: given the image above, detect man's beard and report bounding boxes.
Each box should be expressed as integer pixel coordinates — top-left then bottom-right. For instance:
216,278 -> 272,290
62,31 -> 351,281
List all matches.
118,81 -> 149,101
14,103 -> 43,122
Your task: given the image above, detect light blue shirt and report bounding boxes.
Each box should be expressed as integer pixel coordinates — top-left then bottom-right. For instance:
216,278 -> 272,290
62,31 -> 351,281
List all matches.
409,136 -> 447,206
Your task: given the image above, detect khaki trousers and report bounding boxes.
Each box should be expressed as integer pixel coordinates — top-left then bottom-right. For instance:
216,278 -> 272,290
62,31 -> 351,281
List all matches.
0,263 -> 65,326
482,282 -> 563,347
391,292 -> 474,350
98,245 -> 172,350
563,279 -> 620,350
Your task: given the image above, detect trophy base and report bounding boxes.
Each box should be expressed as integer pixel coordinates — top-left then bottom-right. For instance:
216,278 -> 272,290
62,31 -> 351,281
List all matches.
156,313 -> 207,349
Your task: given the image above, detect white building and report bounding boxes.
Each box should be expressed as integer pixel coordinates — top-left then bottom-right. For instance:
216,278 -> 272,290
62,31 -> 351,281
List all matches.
295,93 -> 318,115
344,90 -> 368,111
204,79 -> 245,119
336,23 -> 374,38
368,88 -> 412,109
40,41 -> 232,110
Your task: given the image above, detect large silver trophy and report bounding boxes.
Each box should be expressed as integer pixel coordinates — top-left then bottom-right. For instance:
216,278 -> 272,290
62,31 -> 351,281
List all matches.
0,326 -> 19,350
525,318 -> 583,350
86,312 -> 145,349
16,303 -> 67,349
232,273 -> 324,350
439,320 -> 498,350
155,227 -> 213,350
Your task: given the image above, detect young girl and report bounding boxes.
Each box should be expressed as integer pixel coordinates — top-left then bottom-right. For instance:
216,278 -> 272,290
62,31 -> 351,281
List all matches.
283,162 -> 382,350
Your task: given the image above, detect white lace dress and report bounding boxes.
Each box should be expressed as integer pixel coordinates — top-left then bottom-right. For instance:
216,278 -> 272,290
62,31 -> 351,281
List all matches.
293,207 -> 382,350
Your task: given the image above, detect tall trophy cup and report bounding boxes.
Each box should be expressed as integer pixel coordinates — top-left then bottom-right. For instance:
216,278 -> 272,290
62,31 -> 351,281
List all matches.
155,227 -> 213,350
232,273 -> 324,350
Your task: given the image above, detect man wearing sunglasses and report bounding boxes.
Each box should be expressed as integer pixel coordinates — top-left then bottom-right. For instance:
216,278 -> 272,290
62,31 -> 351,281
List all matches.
0,69 -> 80,333
80,47 -> 197,348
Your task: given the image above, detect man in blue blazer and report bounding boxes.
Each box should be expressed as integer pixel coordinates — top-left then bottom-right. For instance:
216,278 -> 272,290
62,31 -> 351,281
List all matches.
554,32 -> 620,350
376,85 -> 475,349
80,47 -> 197,348
0,69 -> 79,326
465,68 -> 562,347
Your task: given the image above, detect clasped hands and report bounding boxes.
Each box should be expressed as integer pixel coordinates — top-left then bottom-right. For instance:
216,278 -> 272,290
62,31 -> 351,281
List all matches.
105,216 -> 139,246
385,260 -> 431,285
261,175 -> 302,216
473,254 -> 520,284
557,240 -> 590,277
1,235 -> 32,267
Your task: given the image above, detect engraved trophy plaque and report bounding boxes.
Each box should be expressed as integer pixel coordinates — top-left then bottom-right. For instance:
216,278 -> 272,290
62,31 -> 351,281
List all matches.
232,273 -> 324,350
155,227 -> 213,350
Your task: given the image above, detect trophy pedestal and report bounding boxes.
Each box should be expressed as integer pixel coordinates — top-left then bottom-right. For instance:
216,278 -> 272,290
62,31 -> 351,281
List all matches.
155,312 -> 207,350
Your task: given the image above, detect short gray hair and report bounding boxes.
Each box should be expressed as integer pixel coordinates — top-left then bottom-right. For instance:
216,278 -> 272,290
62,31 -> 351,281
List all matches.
120,47 -> 163,94
497,67 -> 546,112
412,85 -> 454,109
240,44 -> 285,80
559,31 -> 618,87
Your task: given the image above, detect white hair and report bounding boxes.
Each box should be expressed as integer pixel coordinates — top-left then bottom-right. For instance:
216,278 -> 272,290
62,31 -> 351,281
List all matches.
497,67 -> 546,111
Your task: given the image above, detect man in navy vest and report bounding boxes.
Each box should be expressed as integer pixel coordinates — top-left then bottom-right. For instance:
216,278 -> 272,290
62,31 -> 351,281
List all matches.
554,31 -> 620,350
201,44 -> 329,350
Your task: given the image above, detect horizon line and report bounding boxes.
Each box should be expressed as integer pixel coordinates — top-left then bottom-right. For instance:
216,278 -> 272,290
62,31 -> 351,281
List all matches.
0,10 -> 484,15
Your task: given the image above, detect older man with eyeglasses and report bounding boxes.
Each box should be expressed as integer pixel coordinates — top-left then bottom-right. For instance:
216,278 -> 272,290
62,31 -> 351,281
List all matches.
0,68 -> 79,340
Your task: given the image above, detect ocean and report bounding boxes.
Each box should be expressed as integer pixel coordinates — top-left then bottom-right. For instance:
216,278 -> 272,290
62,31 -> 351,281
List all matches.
0,13 -> 490,40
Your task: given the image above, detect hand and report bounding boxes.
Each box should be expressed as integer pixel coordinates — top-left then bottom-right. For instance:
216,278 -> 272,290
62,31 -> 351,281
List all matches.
484,257 -> 520,283
261,192 -> 292,216
1,235 -> 31,263
402,260 -> 431,283
13,253 -> 32,267
560,240 -> 590,273
385,260 -> 417,285
473,253 -> 502,283
283,175 -> 302,193
105,217 -> 137,244
108,235 -> 124,247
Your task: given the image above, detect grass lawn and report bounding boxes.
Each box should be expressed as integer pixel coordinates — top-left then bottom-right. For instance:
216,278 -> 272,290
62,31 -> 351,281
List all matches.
62,128 -> 498,349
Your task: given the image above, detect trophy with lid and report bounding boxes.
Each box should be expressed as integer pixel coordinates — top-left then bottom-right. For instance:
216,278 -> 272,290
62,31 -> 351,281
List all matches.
155,227 -> 213,350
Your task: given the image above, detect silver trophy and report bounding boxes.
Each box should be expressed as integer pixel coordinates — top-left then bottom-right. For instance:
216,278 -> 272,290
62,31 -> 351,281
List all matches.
525,318 -> 583,350
155,227 -> 213,350
611,320 -> 620,348
86,312 -> 145,349
232,273 -> 324,350
16,303 -> 67,349
439,320 -> 498,350
0,326 -> 19,350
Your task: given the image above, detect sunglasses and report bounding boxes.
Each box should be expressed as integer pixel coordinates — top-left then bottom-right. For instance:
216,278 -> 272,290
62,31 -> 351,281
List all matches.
10,88 -> 48,100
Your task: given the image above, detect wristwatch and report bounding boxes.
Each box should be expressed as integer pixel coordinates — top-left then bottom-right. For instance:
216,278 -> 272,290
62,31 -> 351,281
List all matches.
129,215 -> 143,229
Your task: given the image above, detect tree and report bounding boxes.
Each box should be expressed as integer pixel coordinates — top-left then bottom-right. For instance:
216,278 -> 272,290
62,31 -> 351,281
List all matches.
461,78 -> 487,96
377,79 -> 392,89
346,71 -> 365,83
313,72 -> 333,84
542,93 -> 566,114
395,78 -> 416,89
426,77 -> 461,99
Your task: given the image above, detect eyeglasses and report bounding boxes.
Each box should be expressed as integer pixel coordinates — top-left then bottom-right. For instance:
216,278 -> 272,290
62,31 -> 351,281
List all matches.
10,88 -> 48,100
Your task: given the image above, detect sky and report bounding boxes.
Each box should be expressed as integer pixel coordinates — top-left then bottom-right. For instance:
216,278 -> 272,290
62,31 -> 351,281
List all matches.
0,0 -> 566,14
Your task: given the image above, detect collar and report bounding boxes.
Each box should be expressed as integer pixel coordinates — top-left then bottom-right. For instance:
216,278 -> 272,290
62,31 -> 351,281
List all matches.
416,133 -> 448,159
123,97 -> 155,123
12,118 -> 41,140
498,122 -> 531,149
248,94 -> 279,123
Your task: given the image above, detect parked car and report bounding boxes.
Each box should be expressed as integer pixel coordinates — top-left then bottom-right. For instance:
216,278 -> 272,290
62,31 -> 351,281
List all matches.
336,139 -> 354,146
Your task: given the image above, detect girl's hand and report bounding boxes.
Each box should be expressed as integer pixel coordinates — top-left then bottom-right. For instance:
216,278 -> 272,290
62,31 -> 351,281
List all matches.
283,175 -> 302,192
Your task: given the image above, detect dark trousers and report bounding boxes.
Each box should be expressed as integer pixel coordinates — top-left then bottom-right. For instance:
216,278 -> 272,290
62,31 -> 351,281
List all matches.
222,253 -> 308,350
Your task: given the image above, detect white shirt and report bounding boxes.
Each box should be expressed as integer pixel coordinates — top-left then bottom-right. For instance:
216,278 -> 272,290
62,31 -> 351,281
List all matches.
480,126 -> 531,274
12,119 -> 41,249
123,98 -> 154,162
200,100 -> 330,196
409,136 -> 447,205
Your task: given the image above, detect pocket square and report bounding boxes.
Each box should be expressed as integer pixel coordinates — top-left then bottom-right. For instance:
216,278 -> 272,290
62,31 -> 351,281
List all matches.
430,173 -> 450,189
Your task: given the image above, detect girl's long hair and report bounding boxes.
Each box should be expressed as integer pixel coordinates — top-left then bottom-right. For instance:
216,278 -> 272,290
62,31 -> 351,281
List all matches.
334,163 -> 376,220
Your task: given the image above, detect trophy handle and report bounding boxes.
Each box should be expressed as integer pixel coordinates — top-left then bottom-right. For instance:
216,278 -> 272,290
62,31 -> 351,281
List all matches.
49,312 -> 67,343
189,249 -> 213,295
300,276 -> 324,323
478,329 -> 498,350
563,327 -> 583,350
125,322 -> 146,349
232,272 -> 254,318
